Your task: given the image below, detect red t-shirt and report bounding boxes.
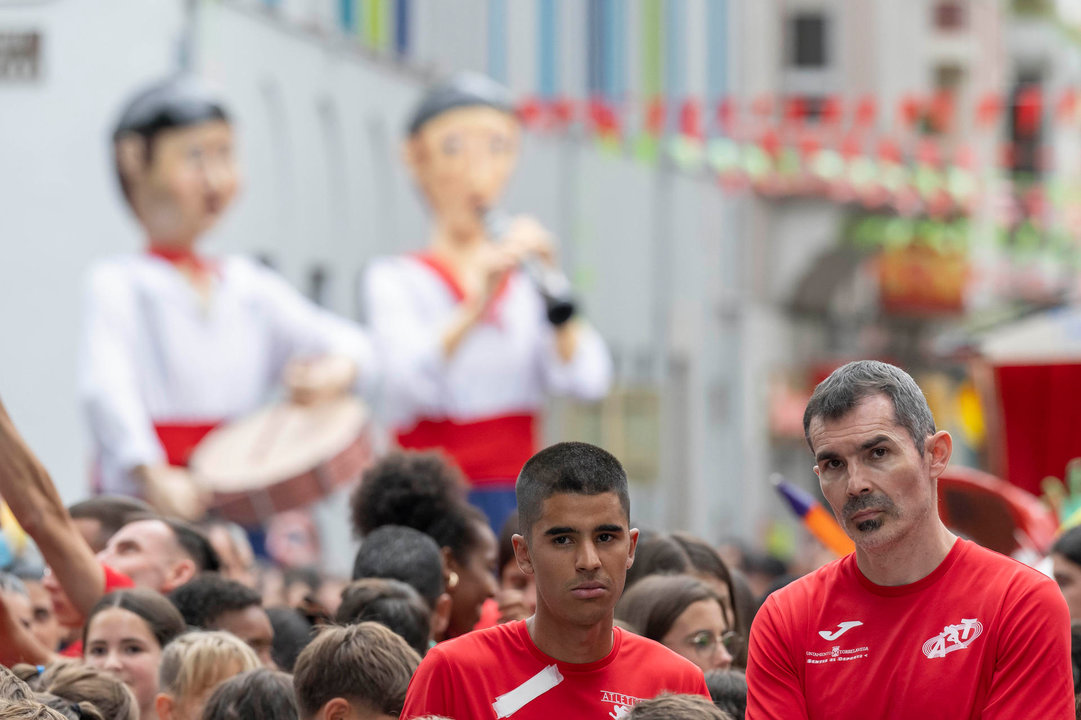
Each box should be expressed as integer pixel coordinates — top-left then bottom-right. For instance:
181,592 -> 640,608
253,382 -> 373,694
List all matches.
746,538 -> 1074,720
402,620 -> 709,719
59,563 -> 136,659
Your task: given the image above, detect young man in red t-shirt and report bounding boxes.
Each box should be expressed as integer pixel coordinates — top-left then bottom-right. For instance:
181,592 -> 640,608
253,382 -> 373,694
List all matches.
401,441 -> 708,719
746,360 -> 1074,720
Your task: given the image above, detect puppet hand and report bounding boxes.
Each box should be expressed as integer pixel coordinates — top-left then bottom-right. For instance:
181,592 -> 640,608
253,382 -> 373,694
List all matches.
284,355 -> 357,405
499,215 -> 557,268
495,588 -> 531,624
138,464 -> 210,522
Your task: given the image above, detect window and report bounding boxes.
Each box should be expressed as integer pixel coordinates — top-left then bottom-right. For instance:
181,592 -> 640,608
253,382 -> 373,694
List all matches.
789,13 -> 828,69
934,1 -> 966,31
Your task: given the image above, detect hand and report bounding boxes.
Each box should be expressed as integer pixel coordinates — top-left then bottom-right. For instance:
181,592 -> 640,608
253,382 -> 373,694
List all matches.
284,354 -> 357,405
497,215 -> 557,268
495,588 -> 531,624
136,464 -> 210,522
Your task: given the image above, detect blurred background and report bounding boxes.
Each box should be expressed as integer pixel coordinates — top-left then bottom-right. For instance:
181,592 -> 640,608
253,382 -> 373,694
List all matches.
3,0 -> 1081,568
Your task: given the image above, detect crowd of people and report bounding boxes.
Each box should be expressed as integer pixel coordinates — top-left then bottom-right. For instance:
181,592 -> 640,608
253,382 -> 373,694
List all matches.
0,360 -> 1079,719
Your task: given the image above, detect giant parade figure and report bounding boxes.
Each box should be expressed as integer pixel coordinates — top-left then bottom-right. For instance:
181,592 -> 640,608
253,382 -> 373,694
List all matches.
362,73 -> 612,531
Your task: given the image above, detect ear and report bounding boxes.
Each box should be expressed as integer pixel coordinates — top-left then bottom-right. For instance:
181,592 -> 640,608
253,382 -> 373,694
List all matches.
154,693 -> 174,720
512,533 -> 533,576
926,430 -> 953,479
441,546 -> 461,577
115,135 -> 147,186
625,528 -> 640,570
162,558 -> 197,593
812,465 -> 821,477
321,697 -> 353,720
431,592 -> 452,641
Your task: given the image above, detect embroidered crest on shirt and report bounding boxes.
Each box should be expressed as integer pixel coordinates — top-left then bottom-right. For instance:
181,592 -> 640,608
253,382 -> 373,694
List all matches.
922,618 -> 983,659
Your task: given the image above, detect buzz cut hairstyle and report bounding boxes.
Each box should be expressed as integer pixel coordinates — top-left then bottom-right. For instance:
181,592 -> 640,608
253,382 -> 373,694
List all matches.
515,441 -> 630,539
802,359 -> 937,455
292,622 -> 421,720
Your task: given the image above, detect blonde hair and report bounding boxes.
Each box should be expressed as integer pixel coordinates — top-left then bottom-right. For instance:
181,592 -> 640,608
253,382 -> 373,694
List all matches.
13,661 -> 137,720
157,631 -> 260,701
0,703 -> 68,720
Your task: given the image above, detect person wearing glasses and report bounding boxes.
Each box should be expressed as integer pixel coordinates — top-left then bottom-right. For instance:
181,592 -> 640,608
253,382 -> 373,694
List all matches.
616,573 -> 740,673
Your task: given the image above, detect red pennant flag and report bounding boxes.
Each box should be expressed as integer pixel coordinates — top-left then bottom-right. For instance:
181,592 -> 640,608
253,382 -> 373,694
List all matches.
975,92 -> 1003,128
716,97 -> 737,135
1014,86 -> 1042,135
752,94 -> 775,118
761,128 -> 781,156
551,97 -> 576,126
878,137 -> 902,164
929,90 -> 955,134
954,144 -> 976,170
516,97 -> 544,127
899,93 -> 924,129
840,133 -> 863,159
645,96 -> 666,137
679,98 -> 703,140
821,95 -> 844,126
916,138 -> 940,167
854,95 -> 877,128
588,97 -> 619,137
784,96 -> 808,124
798,131 -> 820,158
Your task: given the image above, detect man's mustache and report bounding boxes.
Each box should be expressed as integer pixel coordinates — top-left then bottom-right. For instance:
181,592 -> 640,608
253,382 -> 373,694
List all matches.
842,493 -> 896,519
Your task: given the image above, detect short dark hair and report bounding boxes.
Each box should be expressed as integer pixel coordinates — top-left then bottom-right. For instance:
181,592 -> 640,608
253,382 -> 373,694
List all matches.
68,496 -> 153,551
516,442 -> 630,538
335,578 -> 430,658
704,669 -> 748,720
351,525 -> 445,608
350,451 -> 483,565
623,532 -> 692,590
1054,525 -> 1081,567
615,574 -> 721,642
83,588 -> 187,652
160,519 -> 221,573
112,76 -> 230,204
265,606 -> 314,673
671,533 -> 739,629
802,360 -> 936,454
201,668 -> 297,720
407,72 -> 515,136
293,622 -> 421,720
168,574 -> 261,629
626,694 -> 730,720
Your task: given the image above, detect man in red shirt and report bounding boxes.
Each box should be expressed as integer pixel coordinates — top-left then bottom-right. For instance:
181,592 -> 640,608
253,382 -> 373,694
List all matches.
0,395 -> 217,662
746,360 -> 1074,720
401,441 -> 708,719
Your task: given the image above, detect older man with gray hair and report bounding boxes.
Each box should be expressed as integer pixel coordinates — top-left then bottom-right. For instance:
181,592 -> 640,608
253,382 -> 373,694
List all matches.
747,360 -> 1073,720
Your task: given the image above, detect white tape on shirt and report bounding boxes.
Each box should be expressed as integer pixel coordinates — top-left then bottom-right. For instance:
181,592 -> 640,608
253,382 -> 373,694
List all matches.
491,664 -> 565,718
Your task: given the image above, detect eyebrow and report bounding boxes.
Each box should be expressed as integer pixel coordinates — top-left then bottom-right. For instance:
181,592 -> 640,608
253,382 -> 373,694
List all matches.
815,435 -> 892,464
543,524 -> 624,537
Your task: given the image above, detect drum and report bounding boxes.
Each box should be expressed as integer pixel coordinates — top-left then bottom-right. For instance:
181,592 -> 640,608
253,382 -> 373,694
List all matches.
190,397 -> 372,526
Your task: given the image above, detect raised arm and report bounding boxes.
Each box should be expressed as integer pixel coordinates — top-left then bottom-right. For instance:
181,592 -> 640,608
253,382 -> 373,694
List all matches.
0,397 -> 105,617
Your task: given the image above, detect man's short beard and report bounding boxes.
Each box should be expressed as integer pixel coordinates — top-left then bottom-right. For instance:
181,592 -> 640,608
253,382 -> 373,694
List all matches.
856,517 -> 883,533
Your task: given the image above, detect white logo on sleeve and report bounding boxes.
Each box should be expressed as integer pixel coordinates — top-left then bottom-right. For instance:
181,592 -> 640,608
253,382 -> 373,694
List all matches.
922,618 -> 983,659
818,621 -> 863,641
